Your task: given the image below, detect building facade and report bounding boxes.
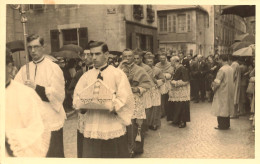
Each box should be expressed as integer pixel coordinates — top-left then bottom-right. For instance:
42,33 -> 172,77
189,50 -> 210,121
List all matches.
157,5 -> 209,57
6,4 -> 158,68
213,5 -> 246,55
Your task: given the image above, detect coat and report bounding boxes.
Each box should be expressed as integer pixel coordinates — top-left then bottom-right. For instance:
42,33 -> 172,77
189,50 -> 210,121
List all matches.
212,64 -> 234,117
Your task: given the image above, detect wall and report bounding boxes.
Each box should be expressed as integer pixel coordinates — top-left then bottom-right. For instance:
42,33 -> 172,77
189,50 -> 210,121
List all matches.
25,5 -> 126,54
204,6 -> 215,56
158,8 -> 209,56
124,5 -> 157,28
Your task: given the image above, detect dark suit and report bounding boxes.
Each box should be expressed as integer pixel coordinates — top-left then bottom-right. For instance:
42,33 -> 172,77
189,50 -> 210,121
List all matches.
198,60 -> 209,101
190,60 -> 200,102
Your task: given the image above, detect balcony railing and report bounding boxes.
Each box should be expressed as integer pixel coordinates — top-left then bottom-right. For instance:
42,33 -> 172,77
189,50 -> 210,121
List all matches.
133,5 -> 144,20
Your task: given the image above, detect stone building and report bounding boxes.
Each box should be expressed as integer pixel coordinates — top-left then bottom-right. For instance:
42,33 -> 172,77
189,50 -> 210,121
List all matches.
213,5 -> 247,55
6,4 -> 157,68
157,5 -> 209,57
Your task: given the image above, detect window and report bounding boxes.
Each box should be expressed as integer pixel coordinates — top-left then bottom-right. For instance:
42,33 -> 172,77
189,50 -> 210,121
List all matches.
133,5 -> 144,20
62,29 -> 78,45
168,15 -> 172,32
187,14 -> 191,32
159,16 -> 167,32
167,15 -> 177,33
178,14 -> 186,33
173,15 -> 177,33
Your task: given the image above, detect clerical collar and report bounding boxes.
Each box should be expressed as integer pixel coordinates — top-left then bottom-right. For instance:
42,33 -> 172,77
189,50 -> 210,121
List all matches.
95,64 -> 108,71
33,56 -> 45,64
6,80 -> 11,88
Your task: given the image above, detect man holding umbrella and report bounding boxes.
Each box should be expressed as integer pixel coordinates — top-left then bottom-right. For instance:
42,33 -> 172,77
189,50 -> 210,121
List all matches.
14,34 -> 66,157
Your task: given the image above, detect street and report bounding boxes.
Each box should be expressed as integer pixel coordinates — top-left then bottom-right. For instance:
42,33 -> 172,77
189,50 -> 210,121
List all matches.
63,101 -> 255,158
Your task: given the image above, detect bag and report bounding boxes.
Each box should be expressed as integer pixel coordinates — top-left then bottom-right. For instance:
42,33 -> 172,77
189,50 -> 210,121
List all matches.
246,81 -> 254,94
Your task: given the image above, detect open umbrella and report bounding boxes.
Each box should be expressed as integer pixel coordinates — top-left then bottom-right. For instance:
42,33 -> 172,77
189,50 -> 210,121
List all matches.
230,41 -> 252,51
234,33 -> 255,44
232,46 -> 254,56
60,44 -> 83,54
6,40 -> 25,53
53,50 -> 80,59
221,5 -> 255,18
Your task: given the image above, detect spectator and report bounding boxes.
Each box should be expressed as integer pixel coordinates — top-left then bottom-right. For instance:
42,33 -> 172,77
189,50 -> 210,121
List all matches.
212,54 -> 234,130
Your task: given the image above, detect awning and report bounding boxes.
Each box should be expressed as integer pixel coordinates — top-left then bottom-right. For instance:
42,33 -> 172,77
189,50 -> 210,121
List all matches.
221,5 -> 255,18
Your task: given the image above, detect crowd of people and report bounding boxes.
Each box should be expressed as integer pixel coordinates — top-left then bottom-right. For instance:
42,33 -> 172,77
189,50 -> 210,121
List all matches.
5,34 -> 255,158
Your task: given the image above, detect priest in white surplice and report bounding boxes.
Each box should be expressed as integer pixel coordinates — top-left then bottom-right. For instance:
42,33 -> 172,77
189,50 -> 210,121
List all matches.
73,41 -> 134,158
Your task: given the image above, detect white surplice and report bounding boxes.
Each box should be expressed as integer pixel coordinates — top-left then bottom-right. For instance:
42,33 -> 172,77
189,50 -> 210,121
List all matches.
14,57 -> 66,131
5,80 -> 50,157
73,65 -> 134,140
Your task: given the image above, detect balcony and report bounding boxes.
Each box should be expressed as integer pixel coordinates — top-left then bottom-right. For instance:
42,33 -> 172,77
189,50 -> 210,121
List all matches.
133,5 -> 144,20
147,7 -> 155,23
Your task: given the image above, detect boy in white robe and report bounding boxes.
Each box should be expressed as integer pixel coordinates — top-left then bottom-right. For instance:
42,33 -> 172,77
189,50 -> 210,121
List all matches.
14,34 -> 66,157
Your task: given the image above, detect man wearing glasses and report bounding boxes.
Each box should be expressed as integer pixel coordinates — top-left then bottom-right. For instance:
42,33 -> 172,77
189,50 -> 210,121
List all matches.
14,34 -> 66,157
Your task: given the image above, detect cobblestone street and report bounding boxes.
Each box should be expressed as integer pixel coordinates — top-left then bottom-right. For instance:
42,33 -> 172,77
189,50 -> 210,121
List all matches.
63,102 -> 255,158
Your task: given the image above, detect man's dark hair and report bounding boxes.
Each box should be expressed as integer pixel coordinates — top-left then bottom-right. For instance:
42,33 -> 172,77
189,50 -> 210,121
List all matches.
27,34 -> 44,46
122,48 -> 133,54
219,54 -> 229,62
133,48 -> 144,58
158,52 -> 167,57
89,41 -> 109,53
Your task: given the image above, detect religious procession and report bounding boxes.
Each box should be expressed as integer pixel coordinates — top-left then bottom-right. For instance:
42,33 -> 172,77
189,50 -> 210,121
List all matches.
4,4 -> 255,159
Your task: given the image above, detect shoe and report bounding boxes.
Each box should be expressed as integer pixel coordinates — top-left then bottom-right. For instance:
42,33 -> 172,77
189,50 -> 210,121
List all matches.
194,100 -> 199,103
214,127 -> 230,130
130,151 -> 135,158
172,121 -> 179,126
152,125 -> 158,131
179,122 -> 186,128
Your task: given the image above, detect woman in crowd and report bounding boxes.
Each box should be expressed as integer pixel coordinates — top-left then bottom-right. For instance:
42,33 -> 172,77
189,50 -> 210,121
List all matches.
167,56 -> 190,128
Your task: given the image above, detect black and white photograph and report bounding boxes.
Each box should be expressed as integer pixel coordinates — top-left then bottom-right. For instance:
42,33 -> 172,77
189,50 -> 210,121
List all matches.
1,0 -> 257,163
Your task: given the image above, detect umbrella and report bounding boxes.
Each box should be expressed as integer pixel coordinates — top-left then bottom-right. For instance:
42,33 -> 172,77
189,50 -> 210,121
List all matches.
234,33 -> 255,44
221,5 -> 255,18
6,40 -> 25,53
53,50 -> 80,59
232,46 -> 254,56
230,41 -> 252,51
44,54 -> 58,62
60,44 -> 83,54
